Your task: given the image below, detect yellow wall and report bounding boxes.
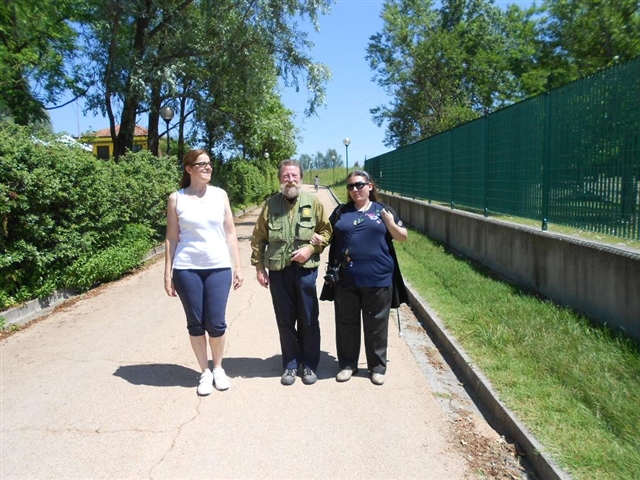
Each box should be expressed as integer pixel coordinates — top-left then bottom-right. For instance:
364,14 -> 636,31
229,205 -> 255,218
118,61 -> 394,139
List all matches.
80,135 -> 149,159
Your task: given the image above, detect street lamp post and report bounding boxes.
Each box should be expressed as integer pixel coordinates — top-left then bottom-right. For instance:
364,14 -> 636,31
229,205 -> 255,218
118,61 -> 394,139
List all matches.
159,105 -> 175,156
331,155 -> 336,184
343,137 -> 350,179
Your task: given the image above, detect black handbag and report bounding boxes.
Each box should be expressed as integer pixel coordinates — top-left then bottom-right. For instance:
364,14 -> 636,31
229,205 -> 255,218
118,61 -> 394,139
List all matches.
319,281 -> 334,301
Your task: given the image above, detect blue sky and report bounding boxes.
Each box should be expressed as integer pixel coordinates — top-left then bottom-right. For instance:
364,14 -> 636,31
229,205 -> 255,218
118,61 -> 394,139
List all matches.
48,0 -> 531,165
282,1 -> 391,166
282,0 -> 532,164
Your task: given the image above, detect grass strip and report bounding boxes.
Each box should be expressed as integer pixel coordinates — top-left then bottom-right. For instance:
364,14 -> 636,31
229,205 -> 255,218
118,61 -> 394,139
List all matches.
323,171 -> 639,477
395,229 -> 640,479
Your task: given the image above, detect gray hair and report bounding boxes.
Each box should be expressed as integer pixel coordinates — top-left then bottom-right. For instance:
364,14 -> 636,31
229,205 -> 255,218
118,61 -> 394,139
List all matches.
278,159 -> 303,179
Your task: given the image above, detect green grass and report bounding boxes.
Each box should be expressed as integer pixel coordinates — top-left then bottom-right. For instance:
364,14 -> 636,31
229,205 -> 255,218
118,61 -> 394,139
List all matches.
394,230 -> 640,479
306,167 -> 350,192
396,198 -> 640,252
321,175 -> 640,477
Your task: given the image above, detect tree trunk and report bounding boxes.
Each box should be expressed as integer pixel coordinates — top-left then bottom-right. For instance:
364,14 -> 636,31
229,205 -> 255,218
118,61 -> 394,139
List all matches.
115,1 -> 151,159
177,95 -> 188,161
148,84 -> 161,157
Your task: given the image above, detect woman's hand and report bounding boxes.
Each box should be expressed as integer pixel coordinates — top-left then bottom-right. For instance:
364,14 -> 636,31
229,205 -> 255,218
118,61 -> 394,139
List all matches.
309,232 -> 324,246
380,208 -> 408,242
164,276 -> 177,297
233,269 -> 244,290
380,208 -> 395,225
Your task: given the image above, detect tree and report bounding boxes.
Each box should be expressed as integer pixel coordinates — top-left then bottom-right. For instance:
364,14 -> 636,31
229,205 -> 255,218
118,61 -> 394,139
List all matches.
80,0 -> 333,159
297,148 -> 342,169
537,0 -> 640,89
298,153 -> 314,171
317,148 -> 341,168
0,0 -> 86,125
366,0 -> 540,147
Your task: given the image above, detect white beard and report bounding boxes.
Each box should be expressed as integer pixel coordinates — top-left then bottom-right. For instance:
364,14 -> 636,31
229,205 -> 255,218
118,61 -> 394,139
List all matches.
281,183 -> 299,199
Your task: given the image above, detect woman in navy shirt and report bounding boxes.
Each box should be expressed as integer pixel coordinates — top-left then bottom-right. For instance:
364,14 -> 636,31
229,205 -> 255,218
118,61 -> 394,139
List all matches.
326,170 -> 408,385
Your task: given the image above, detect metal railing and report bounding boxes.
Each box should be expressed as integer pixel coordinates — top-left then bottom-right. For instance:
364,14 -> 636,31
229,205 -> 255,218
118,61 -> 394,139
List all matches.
366,56 -> 640,241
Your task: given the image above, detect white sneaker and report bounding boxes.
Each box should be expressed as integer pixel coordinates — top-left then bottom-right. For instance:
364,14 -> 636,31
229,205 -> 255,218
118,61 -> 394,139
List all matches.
213,367 -> 230,391
197,370 -> 214,396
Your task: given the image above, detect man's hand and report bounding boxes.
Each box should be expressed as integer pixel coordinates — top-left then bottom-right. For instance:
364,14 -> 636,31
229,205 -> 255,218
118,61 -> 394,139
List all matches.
256,268 -> 269,288
291,245 -> 314,264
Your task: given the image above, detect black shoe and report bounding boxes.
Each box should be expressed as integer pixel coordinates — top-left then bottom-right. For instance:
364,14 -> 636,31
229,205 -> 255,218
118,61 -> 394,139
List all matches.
281,368 -> 297,386
301,367 -> 317,385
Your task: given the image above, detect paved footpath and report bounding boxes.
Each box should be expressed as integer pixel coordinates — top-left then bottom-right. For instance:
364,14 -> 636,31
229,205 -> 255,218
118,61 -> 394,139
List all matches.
1,186 -> 520,480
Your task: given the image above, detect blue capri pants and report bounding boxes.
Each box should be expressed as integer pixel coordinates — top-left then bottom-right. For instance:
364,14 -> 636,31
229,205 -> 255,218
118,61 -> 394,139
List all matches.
172,268 -> 232,337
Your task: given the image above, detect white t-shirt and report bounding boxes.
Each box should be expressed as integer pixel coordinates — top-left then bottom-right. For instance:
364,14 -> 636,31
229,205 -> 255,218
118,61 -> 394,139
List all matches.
172,186 -> 232,269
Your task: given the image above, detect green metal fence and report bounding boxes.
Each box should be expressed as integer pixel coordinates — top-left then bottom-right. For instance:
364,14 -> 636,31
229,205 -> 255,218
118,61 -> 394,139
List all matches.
366,57 -> 640,241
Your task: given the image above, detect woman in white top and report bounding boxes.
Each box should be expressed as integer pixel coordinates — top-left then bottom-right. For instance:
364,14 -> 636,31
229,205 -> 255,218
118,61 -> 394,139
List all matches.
164,149 -> 243,396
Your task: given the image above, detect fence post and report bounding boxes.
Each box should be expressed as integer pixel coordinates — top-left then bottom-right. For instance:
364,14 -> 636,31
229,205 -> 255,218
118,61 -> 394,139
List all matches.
541,92 -> 551,230
450,132 -> 455,209
428,143 -> 432,203
484,115 -> 489,217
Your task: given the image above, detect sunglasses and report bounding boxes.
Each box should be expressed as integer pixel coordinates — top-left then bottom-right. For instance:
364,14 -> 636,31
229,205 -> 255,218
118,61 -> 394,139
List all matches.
346,182 -> 369,191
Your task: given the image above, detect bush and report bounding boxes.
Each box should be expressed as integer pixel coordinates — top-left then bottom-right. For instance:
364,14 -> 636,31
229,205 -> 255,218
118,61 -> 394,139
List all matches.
217,157 -> 278,208
64,224 -> 155,291
0,124 -> 280,310
0,122 -> 180,309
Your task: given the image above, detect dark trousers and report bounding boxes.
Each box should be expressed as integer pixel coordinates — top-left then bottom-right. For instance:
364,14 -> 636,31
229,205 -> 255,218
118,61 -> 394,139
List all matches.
173,268 -> 232,337
334,285 -> 392,374
268,264 -> 321,371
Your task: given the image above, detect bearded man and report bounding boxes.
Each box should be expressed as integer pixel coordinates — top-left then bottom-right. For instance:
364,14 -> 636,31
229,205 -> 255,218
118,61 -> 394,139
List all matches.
250,159 -> 332,385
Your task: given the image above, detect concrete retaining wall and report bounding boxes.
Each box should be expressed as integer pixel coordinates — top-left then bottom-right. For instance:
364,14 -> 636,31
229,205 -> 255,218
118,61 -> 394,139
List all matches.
380,193 -> 640,343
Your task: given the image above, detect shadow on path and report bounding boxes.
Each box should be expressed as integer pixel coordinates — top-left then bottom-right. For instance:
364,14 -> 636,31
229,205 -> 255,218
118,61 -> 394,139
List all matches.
113,363 -> 197,388
113,351 -> 338,387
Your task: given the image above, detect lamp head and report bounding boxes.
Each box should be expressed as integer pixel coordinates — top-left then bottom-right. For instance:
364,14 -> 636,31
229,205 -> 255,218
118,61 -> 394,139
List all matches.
159,105 -> 175,121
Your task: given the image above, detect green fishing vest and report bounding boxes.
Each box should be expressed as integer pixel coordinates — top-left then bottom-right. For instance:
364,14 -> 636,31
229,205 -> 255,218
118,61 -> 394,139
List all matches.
264,191 -> 320,271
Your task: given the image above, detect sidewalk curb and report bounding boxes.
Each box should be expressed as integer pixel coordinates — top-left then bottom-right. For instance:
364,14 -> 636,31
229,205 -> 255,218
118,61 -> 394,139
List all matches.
0,289 -> 78,329
322,185 -> 568,478
0,244 -> 166,330
1,190 -> 569,480
405,283 -> 571,480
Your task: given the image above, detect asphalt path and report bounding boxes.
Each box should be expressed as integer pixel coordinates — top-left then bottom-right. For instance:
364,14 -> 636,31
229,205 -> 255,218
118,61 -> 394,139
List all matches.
1,185 -> 521,479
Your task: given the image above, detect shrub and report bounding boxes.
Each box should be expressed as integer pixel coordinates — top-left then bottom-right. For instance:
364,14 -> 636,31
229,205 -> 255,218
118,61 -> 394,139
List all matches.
0,122 -> 180,309
217,157 -> 278,208
64,224 -> 155,291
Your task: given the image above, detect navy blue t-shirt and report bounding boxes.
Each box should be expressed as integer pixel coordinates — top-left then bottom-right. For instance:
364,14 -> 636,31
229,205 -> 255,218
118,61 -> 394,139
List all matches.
332,202 -> 398,287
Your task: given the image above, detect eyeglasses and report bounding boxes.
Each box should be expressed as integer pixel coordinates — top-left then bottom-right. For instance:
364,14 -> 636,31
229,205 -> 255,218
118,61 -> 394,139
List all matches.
193,161 -> 212,169
346,182 -> 369,191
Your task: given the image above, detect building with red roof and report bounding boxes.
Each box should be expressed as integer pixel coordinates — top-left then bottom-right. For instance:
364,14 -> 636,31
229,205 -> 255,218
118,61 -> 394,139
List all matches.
81,125 -> 149,159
